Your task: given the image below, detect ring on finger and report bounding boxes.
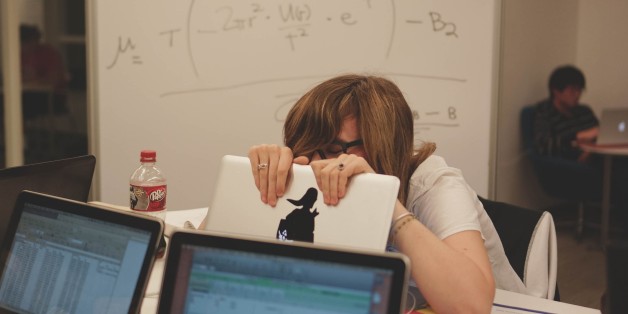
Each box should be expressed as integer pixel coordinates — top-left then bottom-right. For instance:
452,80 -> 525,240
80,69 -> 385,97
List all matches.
337,162 -> 345,171
258,163 -> 268,170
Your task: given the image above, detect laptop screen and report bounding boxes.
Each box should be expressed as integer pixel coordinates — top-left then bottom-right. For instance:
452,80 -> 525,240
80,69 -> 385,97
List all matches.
160,232 -> 408,314
0,201 -> 153,313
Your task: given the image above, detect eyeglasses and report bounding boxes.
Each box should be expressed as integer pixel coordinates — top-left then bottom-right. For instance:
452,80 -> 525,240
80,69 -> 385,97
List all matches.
316,139 -> 364,160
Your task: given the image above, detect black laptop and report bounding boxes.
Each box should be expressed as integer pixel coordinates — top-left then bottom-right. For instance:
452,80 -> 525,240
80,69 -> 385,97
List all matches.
0,191 -> 164,314
0,155 -> 96,245
158,231 -> 410,314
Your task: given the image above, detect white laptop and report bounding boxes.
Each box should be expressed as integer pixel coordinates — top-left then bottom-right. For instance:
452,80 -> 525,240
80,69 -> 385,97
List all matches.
203,155 -> 400,252
596,108 -> 628,147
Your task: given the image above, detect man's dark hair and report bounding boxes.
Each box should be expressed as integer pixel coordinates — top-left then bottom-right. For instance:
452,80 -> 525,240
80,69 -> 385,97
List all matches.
548,65 -> 586,99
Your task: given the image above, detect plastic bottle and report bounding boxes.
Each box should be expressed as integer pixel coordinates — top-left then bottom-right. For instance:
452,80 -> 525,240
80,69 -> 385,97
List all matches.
130,150 -> 167,220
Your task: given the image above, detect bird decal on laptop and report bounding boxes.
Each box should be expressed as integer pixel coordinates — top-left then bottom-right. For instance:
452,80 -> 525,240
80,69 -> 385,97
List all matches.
277,187 -> 319,242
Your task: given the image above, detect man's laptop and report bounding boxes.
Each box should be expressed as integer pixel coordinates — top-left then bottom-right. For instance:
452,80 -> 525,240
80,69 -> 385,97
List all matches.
0,155 -> 96,245
0,191 -> 164,314
596,108 -> 628,147
158,230 -> 410,314
203,155 -> 400,251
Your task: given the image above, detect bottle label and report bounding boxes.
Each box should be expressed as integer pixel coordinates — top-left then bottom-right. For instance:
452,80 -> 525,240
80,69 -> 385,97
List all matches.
130,184 -> 167,212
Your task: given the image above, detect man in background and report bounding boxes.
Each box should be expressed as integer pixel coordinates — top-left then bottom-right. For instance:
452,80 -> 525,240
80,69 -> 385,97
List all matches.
533,65 -> 599,164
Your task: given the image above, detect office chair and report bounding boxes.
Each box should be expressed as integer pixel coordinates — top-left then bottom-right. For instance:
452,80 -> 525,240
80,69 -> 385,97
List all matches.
520,105 -> 602,239
479,196 -> 559,300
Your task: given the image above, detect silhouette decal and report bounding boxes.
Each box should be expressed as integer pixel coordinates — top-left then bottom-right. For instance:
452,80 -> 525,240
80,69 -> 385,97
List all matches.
277,187 -> 319,242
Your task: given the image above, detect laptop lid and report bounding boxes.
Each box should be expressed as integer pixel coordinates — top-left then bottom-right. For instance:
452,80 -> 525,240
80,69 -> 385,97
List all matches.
596,108 -> 628,147
0,191 -> 163,314
204,155 -> 400,251
158,230 -> 410,314
0,155 -> 96,245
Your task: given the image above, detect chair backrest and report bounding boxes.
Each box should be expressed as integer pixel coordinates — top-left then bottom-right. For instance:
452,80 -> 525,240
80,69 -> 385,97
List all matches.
480,197 -> 558,300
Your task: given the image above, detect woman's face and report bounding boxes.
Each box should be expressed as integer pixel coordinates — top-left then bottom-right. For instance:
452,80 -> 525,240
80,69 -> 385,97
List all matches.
310,116 -> 367,161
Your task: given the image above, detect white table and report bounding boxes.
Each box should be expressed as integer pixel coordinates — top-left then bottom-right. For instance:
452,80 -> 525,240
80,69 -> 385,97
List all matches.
140,208 -> 600,314
140,207 -> 207,313
580,144 -> 628,247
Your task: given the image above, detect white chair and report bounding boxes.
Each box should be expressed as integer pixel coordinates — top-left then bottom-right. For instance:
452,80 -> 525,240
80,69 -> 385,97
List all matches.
480,197 -> 558,300
525,211 -> 558,299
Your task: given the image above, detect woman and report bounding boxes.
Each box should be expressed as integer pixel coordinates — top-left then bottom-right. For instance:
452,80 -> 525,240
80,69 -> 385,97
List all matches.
248,74 -> 525,313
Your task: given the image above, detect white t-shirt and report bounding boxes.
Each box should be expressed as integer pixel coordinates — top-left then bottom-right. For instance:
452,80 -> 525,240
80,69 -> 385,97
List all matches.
403,155 -> 527,294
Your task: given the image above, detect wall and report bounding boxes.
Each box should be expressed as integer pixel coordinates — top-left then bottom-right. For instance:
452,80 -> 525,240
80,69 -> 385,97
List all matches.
576,0 -> 628,114
496,0 -> 578,209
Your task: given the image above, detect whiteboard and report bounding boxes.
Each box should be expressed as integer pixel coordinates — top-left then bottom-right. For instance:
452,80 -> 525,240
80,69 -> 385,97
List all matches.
88,0 -> 499,210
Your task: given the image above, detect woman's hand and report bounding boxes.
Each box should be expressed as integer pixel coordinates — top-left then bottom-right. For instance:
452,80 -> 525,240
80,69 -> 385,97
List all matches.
248,145 -> 309,206
309,154 -> 375,205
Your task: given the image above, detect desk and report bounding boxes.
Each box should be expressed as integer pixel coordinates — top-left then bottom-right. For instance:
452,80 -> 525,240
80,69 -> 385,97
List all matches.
580,144 -> 628,247
140,208 -> 600,314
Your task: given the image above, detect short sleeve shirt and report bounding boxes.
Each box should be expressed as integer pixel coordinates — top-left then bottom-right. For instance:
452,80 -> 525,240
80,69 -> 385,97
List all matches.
398,155 -> 527,296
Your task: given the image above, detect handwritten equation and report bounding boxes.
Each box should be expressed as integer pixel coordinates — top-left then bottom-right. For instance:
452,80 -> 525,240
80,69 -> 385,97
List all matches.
105,1 -> 462,72
412,107 -> 460,132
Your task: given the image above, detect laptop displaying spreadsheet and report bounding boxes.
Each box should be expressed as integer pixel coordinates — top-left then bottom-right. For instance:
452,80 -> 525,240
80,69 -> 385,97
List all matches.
204,155 -> 400,252
158,231 -> 410,314
0,191 -> 163,314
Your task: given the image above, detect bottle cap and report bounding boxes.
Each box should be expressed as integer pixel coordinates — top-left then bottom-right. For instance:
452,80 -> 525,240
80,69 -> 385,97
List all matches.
140,150 -> 156,162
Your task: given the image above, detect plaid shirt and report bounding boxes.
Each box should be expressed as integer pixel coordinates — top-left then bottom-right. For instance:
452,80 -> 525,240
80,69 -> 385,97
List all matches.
533,99 -> 599,160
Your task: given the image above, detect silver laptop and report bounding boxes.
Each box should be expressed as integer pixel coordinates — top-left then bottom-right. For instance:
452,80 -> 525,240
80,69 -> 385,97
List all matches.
158,230 -> 410,314
203,155 -> 400,252
0,191 -> 164,314
597,108 -> 628,147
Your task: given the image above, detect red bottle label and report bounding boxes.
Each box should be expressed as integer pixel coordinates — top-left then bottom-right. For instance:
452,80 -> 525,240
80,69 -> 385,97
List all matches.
130,184 -> 167,212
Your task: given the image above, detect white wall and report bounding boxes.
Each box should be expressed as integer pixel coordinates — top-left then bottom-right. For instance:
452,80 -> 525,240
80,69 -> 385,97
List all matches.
496,0 -> 579,209
496,0 -> 628,209
576,0 -> 628,115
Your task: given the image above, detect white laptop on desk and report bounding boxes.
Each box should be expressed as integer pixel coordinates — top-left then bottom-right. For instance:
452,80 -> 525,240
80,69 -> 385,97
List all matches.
203,155 -> 400,252
596,108 -> 628,147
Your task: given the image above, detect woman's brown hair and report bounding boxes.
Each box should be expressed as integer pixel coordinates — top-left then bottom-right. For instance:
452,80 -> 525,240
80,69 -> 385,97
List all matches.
283,74 -> 435,204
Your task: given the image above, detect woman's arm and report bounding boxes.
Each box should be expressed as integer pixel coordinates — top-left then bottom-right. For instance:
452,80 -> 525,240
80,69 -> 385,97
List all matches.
311,155 -> 495,313
392,201 -> 495,314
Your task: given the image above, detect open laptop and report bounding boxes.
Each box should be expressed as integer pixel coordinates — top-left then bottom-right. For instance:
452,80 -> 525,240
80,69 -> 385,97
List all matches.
0,191 -> 164,314
0,155 -> 96,245
158,230 -> 410,314
596,108 -> 628,147
203,155 -> 400,252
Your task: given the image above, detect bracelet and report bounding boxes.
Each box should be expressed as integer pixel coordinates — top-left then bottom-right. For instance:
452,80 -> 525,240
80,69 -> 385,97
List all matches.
391,215 -> 416,245
389,212 -> 416,245
391,212 -> 413,229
